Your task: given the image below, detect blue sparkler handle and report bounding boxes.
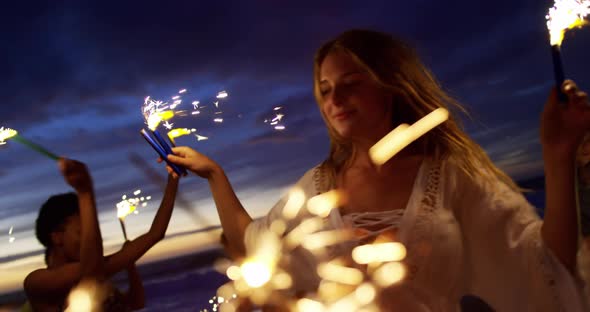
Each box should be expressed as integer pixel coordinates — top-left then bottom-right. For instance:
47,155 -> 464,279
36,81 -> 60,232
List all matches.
140,129 -> 184,176
152,129 -> 187,175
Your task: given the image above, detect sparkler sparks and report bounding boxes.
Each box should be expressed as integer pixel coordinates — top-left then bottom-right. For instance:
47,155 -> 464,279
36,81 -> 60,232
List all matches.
212,186 -> 409,311
546,0 -> 590,46
264,106 -> 287,131
143,89 -> 230,145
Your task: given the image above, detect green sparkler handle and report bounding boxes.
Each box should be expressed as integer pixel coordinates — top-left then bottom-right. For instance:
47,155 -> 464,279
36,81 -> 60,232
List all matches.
12,135 -> 60,160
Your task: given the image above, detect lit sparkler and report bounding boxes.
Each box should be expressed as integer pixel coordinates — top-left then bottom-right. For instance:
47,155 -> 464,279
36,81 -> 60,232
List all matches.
0,127 -> 59,160
116,189 -> 151,241
546,0 -> 590,102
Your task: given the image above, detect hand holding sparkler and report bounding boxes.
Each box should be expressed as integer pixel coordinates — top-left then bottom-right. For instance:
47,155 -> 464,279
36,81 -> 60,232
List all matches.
161,146 -> 221,179
59,158 -> 93,194
541,80 -> 590,157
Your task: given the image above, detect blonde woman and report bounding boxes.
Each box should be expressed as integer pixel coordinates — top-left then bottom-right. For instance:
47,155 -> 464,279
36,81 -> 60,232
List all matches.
166,29 -> 589,311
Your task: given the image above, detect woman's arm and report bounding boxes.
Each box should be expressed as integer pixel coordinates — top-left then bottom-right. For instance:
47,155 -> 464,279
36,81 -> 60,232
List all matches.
60,159 -> 104,280
540,82 -> 590,273
166,147 -> 252,257
103,174 -> 179,274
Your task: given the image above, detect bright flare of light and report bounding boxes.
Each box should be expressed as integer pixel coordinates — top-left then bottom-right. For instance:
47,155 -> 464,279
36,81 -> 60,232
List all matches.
282,188 -> 306,219
373,262 -> 406,287
296,298 -> 325,312
147,110 -> 174,130
217,91 -> 229,99
352,242 -> 407,264
8,226 -> 13,235
179,89 -> 187,94
0,127 -> 17,145
116,199 -> 137,219
214,118 -> 224,123
317,261 -> 364,285
65,286 -> 95,312
355,283 -> 376,305
547,0 -> 590,46
274,125 -> 285,131
301,230 -> 354,250
226,266 -> 242,281
370,108 -> 449,166
307,189 -> 347,217
240,260 -> 272,288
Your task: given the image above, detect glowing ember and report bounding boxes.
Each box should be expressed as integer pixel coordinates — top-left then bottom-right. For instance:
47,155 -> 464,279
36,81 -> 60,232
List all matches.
216,91 -> 229,99
547,0 -> 590,46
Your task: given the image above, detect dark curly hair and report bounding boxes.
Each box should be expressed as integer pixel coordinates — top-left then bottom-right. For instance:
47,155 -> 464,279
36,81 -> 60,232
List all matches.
35,193 -> 79,249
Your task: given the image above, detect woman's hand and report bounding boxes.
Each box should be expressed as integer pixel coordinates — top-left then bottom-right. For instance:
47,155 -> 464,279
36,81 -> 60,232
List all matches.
58,158 -> 93,193
161,146 -> 221,179
541,80 -> 590,161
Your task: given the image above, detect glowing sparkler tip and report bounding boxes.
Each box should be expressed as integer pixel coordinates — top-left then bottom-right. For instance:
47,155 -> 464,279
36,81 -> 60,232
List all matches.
546,0 -> 590,46
179,89 -> 187,94
0,127 -> 18,143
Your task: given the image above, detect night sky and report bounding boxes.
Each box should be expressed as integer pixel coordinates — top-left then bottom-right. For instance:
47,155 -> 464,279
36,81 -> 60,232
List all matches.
1,0 -> 590,294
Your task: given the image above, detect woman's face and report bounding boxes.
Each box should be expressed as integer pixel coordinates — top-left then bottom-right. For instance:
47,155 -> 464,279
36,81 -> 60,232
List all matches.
318,50 -> 393,141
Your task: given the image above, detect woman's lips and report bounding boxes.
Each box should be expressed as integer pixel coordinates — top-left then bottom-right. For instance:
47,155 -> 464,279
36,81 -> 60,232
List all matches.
333,111 -> 354,120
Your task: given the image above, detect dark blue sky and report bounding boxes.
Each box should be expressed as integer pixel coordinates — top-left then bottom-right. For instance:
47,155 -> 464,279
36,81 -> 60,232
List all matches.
1,0 -> 590,292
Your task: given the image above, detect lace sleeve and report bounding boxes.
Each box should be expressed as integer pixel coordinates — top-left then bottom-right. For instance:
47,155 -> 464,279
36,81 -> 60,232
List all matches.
447,161 -> 587,311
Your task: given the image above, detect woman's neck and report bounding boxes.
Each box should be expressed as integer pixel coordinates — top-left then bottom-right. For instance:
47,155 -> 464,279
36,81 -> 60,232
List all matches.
348,138 -> 421,171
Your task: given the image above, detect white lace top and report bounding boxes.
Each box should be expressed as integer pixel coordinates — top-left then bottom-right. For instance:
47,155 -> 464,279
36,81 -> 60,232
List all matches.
245,159 -> 588,311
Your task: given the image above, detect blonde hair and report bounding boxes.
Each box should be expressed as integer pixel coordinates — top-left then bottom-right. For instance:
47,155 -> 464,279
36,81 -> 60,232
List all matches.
313,29 -> 519,190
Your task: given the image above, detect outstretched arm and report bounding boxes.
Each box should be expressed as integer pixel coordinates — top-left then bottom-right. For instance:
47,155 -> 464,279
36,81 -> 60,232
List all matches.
103,174 -> 179,273
166,146 -> 252,257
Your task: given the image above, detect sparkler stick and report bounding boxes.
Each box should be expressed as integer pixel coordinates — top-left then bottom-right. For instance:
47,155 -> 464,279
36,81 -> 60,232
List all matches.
119,218 -> 128,241
11,135 -> 59,160
140,129 -> 184,175
546,0 -> 590,103
0,128 -> 59,160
